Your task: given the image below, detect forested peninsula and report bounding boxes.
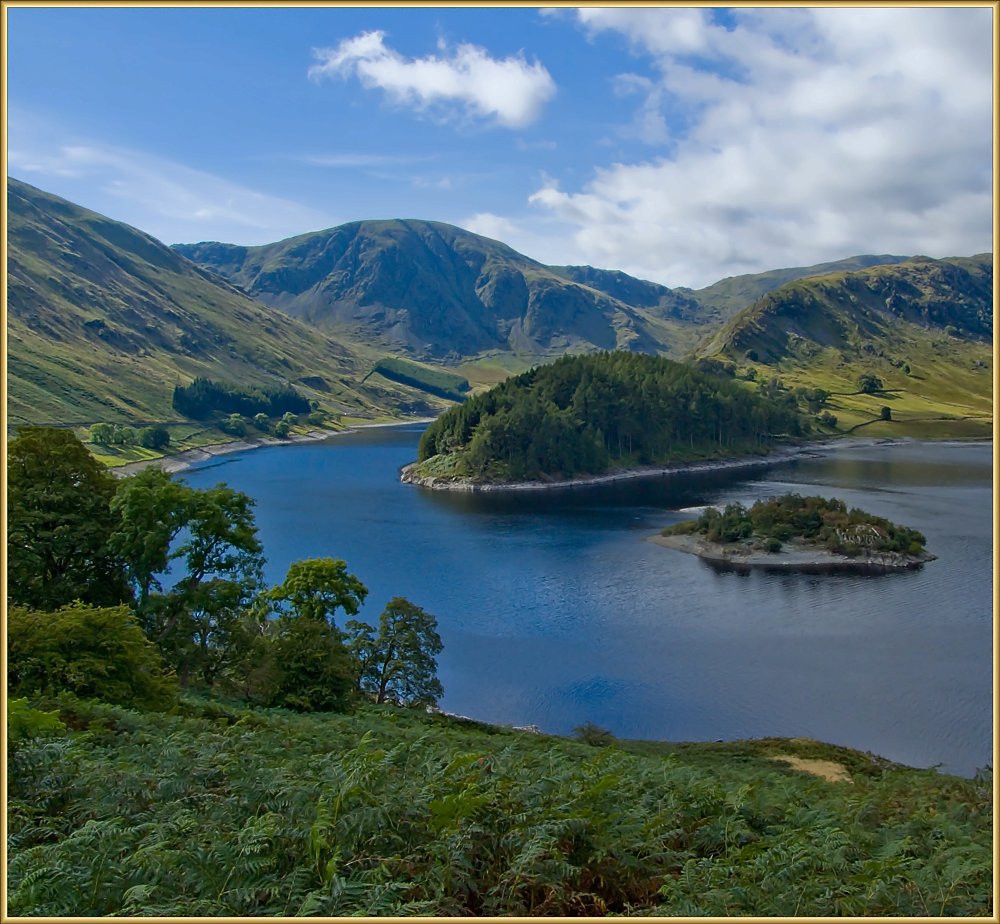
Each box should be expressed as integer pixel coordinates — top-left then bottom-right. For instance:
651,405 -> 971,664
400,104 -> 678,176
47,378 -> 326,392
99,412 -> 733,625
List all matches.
404,353 -> 808,489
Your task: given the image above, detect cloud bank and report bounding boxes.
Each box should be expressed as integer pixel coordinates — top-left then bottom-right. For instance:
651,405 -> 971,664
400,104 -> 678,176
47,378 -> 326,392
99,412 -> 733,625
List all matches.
531,8 -> 993,288
310,30 -> 556,129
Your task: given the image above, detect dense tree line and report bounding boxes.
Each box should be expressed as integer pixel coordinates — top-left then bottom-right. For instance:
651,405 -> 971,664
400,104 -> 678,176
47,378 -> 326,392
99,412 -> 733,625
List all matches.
172,377 -> 310,420
7,428 -> 443,713
666,493 -> 927,556
418,352 -> 804,481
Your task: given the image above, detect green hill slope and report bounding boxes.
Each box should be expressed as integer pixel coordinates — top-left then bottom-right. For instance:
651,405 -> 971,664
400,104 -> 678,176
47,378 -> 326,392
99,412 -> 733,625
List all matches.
698,256 -> 993,436
689,254 -> 914,317
8,694 -> 991,916
174,222 -> 712,363
7,178 -> 436,427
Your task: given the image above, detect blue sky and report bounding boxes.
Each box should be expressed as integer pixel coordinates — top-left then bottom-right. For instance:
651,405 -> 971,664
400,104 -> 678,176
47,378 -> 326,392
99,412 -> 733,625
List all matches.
6,5 -> 994,288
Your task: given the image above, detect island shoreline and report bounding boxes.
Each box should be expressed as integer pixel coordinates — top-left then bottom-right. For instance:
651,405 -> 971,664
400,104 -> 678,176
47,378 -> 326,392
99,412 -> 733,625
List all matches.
648,532 -> 935,573
399,436 -> 923,493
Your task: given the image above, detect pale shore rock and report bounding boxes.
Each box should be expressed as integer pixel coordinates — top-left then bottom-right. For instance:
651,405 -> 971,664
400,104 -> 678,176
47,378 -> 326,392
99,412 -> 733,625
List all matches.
649,532 -> 935,573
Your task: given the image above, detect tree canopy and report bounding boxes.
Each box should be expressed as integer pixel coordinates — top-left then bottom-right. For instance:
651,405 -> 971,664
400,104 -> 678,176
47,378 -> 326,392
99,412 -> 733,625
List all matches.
347,597 -> 444,706
7,427 -> 130,609
417,352 -> 804,482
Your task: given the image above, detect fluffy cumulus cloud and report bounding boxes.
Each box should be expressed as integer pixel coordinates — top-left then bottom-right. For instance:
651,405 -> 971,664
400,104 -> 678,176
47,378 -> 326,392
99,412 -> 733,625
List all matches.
310,31 -> 556,129
532,8 -> 993,287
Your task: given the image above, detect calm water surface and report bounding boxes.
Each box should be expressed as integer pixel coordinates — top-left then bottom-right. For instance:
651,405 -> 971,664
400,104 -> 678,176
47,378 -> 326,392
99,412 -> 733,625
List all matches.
184,429 -> 992,776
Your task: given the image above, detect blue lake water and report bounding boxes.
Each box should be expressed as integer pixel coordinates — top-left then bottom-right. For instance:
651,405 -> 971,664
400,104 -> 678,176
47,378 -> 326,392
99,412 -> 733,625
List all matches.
183,428 -> 993,776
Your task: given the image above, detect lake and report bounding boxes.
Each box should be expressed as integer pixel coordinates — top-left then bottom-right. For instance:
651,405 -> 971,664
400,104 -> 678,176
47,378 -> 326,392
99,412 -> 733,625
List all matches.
183,428 -> 993,777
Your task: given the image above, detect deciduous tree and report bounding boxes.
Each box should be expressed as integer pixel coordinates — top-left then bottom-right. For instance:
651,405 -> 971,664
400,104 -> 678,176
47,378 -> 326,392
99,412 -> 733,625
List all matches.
347,597 -> 444,706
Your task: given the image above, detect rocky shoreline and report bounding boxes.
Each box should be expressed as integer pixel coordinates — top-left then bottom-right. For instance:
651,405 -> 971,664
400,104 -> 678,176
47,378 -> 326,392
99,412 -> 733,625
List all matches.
649,533 -> 935,573
399,437 -> 903,492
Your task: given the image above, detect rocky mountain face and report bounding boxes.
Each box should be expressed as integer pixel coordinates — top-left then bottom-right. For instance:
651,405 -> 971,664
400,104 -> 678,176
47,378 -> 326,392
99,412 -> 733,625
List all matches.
174,221 -> 715,362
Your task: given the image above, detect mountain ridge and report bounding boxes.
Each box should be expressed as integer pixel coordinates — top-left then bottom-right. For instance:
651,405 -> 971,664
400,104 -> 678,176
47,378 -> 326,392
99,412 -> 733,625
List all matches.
6,178 -> 441,426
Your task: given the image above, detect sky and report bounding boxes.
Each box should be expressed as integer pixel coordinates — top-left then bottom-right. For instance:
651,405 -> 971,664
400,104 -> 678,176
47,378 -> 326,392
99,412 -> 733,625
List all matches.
5,5 -> 994,289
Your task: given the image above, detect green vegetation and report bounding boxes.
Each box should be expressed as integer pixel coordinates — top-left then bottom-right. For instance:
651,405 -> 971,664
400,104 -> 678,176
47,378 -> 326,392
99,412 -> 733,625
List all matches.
7,696 -> 992,916
8,427 -> 131,609
371,356 -> 471,401
416,352 -> 804,483
6,427 -> 992,915
6,178 -> 436,427
8,429 -> 443,711
663,494 -> 927,557
8,603 -> 177,710
172,377 -> 311,420
698,255 -> 993,438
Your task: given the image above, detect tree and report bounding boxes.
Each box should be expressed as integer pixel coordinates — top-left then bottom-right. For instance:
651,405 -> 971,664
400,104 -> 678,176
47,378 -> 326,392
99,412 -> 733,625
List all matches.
110,470 -> 264,685
273,420 -> 291,439
220,413 -> 248,437
8,602 -> 176,710
137,426 -> 170,449
857,373 -> 884,394
880,406 -> 892,421
265,558 -> 367,627
266,616 -> 356,712
347,597 -> 444,706
7,427 -> 130,609
89,423 -> 115,446
259,559 -> 368,711
252,413 -> 270,432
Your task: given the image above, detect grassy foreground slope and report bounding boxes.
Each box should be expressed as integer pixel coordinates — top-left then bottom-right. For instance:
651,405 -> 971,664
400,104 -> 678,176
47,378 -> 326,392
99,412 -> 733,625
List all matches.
8,695 -> 991,917
7,178 -> 437,427
698,255 -> 993,437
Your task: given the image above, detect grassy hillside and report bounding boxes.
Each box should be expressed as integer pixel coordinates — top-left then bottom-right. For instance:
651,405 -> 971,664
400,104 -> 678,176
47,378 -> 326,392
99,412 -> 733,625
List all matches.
689,254 -> 913,318
698,256 -> 993,437
8,694 -> 991,916
368,356 -> 471,402
174,222 -> 713,362
7,178 -> 442,428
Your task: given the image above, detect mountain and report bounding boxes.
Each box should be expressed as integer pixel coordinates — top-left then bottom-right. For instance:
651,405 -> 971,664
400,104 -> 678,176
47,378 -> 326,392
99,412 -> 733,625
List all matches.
174,222 -> 716,363
698,255 -> 993,437
688,254 -> 914,318
6,178 -> 439,426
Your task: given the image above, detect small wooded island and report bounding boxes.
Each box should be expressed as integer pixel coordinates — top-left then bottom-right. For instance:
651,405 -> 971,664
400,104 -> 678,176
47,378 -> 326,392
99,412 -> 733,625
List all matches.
403,353 -> 807,490
653,494 -> 935,572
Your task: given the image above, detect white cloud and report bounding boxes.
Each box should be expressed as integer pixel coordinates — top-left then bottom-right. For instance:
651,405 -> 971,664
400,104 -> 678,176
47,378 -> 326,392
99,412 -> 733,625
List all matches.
309,30 -> 556,129
8,112 -> 332,245
527,8 -> 993,287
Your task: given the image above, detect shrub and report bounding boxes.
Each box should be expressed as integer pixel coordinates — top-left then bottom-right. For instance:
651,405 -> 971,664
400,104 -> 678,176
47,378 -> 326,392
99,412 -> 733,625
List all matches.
7,697 -> 66,747
766,537 -> 783,553
8,603 -> 177,710
574,721 -> 616,747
